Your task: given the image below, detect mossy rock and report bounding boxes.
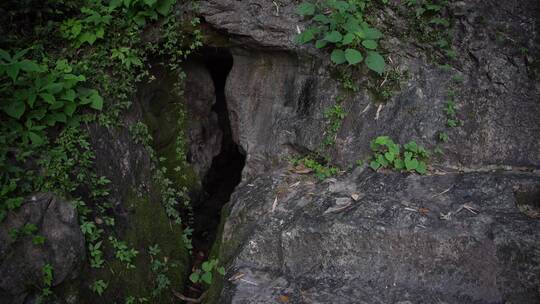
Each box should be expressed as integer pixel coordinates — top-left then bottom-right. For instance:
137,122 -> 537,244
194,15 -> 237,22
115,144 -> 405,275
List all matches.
76,191 -> 190,303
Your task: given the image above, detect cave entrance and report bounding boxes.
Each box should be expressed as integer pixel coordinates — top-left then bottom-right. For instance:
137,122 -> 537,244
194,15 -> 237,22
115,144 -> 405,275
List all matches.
191,48 -> 245,255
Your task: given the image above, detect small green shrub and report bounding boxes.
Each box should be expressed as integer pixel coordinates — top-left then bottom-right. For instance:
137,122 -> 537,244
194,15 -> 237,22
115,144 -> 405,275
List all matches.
41,263 -> 54,298
296,0 -> 386,74
323,104 -> 346,147
109,0 -> 177,27
60,7 -> 112,48
109,236 -> 139,269
369,136 -> 429,174
189,259 -> 225,285
91,279 -> 108,296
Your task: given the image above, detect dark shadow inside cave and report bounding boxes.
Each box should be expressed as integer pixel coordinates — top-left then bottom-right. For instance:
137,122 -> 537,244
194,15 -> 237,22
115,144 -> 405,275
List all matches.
190,48 -> 245,254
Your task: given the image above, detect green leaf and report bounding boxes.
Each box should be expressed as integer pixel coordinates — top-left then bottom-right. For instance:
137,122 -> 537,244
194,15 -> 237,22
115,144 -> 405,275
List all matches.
4,100 -> 26,119
32,235 -> 46,245
202,261 -> 213,272
405,157 -> 419,171
344,18 -> 361,33
6,197 -> 23,210
296,3 -> 316,16
27,92 -> 37,108
296,30 -> 315,44
89,91 -> 103,110
61,89 -> 76,102
364,28 -> 383,40
404,141 -> 418,153
415,162 -> 427,174
44,83 -> 63,94
365,52 -> 385,75
313,14 -> 330,24
189,272 -> 200,283
28,131 -> 45,146
384,151 -> 394,162
393,158 -> 405,170
362,39 -> 377,49
370,160 -> 381,171
0,49 -> 11,62
6,64 -> 20,81
49,100 -> 65,110
46,112 -> 67,125
324,31 -> 343,43
40,93 -> 56,104
376,154 -> 389,167
79,32 -> 97,45
344,49 -> 363,65
334,1 -> 349,11
64,102 -> 77,116
315,39 -> 328,49
217,266 -> 226,276
156,0 -> 175,15
19,60 -> 44,73
342,33 -> 355,45
430,18 -> 450,27
330,49 -> 346,64
201,272 -> 213,284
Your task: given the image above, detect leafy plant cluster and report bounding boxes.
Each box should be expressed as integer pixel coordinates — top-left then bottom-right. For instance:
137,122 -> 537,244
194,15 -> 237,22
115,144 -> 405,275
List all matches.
402,0 -> 455,62
109,236 -> 140,269
1,0 -> 203,300
91,279 -> 108,296
292,156 -> 340,180
296,0 -> 386,74
148,244 -> 180,298
41,263 -> 54,299
323,104 -> 347,147
189,258 -> 225,285
369,136 -> 429,174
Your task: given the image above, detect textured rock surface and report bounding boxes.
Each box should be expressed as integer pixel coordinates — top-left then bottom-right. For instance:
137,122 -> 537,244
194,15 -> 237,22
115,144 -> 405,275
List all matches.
196,0 -> 540,177
218,169 -> 540,304
0,193 -> 85,304
193,0 -> 540,303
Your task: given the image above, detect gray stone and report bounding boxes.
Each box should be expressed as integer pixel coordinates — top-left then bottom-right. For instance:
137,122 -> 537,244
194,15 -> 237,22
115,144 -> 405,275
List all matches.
218,169 -> 540,304
192,0 -> 540,303
0,193 -> 85,304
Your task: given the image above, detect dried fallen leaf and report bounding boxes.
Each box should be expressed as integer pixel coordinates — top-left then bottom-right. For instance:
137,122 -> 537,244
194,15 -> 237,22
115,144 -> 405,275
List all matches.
351,193 -> 363,201
279,295 -> 290,303
271,196 -> 278,212
292,164 -> 313,174
419,207 -> 430,215
229,272 -> 245,282
324,198 -> 352,214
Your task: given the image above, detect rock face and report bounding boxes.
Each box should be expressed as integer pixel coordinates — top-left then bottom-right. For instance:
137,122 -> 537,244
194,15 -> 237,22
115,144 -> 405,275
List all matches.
193,0 -> 540,303
217,169 -> 540,303
0,193 -> 85,304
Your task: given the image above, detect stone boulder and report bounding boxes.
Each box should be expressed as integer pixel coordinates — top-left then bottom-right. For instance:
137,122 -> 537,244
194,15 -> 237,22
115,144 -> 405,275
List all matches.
0,193 -> 85,304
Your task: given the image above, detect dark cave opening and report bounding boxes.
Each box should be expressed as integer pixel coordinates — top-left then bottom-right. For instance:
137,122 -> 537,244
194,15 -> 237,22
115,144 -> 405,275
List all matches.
190,48 -> 245,255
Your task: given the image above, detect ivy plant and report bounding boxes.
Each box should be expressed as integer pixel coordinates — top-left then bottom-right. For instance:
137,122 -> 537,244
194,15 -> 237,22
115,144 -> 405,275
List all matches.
369,136 -> 429,174
296,0 -> 386,74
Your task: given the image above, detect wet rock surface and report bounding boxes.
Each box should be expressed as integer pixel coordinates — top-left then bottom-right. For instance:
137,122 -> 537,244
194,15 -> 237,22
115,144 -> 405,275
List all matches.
0,193 -> 85,304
